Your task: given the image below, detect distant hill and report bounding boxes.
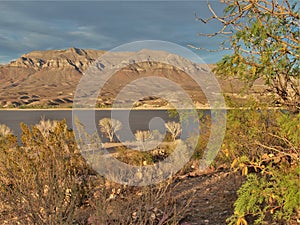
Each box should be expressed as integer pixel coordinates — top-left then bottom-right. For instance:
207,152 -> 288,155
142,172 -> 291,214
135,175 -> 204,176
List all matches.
0,48 -> 106,107
0,48 -> 267,108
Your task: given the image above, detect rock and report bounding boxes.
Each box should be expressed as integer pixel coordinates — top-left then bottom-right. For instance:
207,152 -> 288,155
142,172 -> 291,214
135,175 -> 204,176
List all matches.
9,48 -> 105,72
219,210 -> 228,216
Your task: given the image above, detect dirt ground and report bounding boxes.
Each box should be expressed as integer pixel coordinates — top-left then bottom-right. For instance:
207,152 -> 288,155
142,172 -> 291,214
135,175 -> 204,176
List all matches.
173,169 -> 245,225
85,168 -> 245,225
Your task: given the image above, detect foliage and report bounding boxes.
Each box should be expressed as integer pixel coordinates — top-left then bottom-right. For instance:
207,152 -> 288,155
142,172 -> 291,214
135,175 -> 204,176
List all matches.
217,101 -> 278,164
197,0 -> 300,111
224,109 -> 300,224
277,111 -> 300,146
228,163 -> 300,225
99,118 -> 122,142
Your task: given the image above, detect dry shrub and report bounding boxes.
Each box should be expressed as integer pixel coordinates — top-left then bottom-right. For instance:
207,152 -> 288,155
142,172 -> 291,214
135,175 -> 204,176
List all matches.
0,120 -> 93,225
135,130 -> 154,151
115,145 -> 154,166
35,118 -> 58,138
0,124 -> 13,138
0,124 -> 16,148
0,119 -> 199,225
88,178 -> 195,225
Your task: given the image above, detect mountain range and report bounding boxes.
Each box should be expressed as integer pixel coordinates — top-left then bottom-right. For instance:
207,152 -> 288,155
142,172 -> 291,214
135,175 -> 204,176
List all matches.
0,47 -> 266,108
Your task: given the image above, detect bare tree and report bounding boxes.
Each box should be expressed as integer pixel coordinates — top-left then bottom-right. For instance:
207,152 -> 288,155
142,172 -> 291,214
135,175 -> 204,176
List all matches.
99,118 -> 122,142
135,130 -> 153,151
165,121 -> 181,141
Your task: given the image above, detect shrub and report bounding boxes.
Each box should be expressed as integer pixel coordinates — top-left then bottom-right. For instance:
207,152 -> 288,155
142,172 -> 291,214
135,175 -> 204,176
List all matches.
0,120 -> 93,224
217,101 -> 279,165
0,120 -> 193,224
227,110 -> 300,224
0,124 -> 16,148
228,165 -> 300,225
88,179 -> 195,225
0,124 -> 13,138
35,118 -> 58,137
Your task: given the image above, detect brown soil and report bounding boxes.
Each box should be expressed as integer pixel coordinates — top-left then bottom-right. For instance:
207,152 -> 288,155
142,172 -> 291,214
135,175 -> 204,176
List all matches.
86,168 -> 245,225
86,143 -> 245,224
174,170 -> 244,225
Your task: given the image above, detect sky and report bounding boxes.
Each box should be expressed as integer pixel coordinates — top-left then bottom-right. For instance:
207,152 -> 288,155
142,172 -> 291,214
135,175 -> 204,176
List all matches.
0,1 -> 229,64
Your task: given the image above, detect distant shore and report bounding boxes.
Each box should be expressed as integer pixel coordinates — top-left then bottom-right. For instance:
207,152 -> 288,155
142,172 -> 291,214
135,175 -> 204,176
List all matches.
0,107 -> 210,111
0,106 -> 283,111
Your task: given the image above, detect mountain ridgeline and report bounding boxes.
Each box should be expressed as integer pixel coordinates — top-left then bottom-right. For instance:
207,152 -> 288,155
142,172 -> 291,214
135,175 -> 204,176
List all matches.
0,47 -> 265,108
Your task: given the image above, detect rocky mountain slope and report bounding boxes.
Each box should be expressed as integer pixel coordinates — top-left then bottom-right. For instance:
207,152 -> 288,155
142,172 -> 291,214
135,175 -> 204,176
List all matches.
0,48 -> 266,108
0,48 -> 106,107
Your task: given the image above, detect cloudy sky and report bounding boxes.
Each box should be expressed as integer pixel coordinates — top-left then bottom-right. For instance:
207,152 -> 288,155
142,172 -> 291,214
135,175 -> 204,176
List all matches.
0,1 -> 229,64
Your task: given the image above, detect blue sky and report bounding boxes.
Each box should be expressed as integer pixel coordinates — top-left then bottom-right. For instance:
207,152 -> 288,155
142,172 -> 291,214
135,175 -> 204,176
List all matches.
0,1 -> 229,64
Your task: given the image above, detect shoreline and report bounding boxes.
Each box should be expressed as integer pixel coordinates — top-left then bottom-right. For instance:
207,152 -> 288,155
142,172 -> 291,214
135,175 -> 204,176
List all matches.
0,106 -> 284,111
0,107 -> 211,111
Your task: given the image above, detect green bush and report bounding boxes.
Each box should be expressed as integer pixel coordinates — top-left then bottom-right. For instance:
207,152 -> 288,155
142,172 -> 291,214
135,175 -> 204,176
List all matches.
226,110 -> 300,224
228,164 -> 300,225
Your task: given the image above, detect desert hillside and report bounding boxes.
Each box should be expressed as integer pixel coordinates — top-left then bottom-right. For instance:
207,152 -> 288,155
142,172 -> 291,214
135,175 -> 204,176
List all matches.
0,48 -> 266,108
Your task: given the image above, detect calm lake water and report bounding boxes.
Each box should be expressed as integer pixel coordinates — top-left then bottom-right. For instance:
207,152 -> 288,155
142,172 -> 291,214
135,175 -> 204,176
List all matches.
0,109 -> 214,142
0,109 -> 180,140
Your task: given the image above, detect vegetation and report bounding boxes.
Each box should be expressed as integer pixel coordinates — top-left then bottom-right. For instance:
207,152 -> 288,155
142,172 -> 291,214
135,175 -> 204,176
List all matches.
165,121 -> 181,141
1,2 -> 299,222
220,107 -> 300,225
0,109 -> 299,224
88,179 -> 194,225
135,130 -> 154,151
0,120 -> 194,224
194,0 -> 300,224
35,118 -> 58,137
98,118 -> 122,142
195,0 -> 299,111
0,121 -> 91,224
0,124 -> 13,139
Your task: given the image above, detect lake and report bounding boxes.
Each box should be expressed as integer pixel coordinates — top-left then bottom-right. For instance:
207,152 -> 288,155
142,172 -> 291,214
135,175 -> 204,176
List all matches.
0,109 -> 217,143
0,109 -> 183,140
